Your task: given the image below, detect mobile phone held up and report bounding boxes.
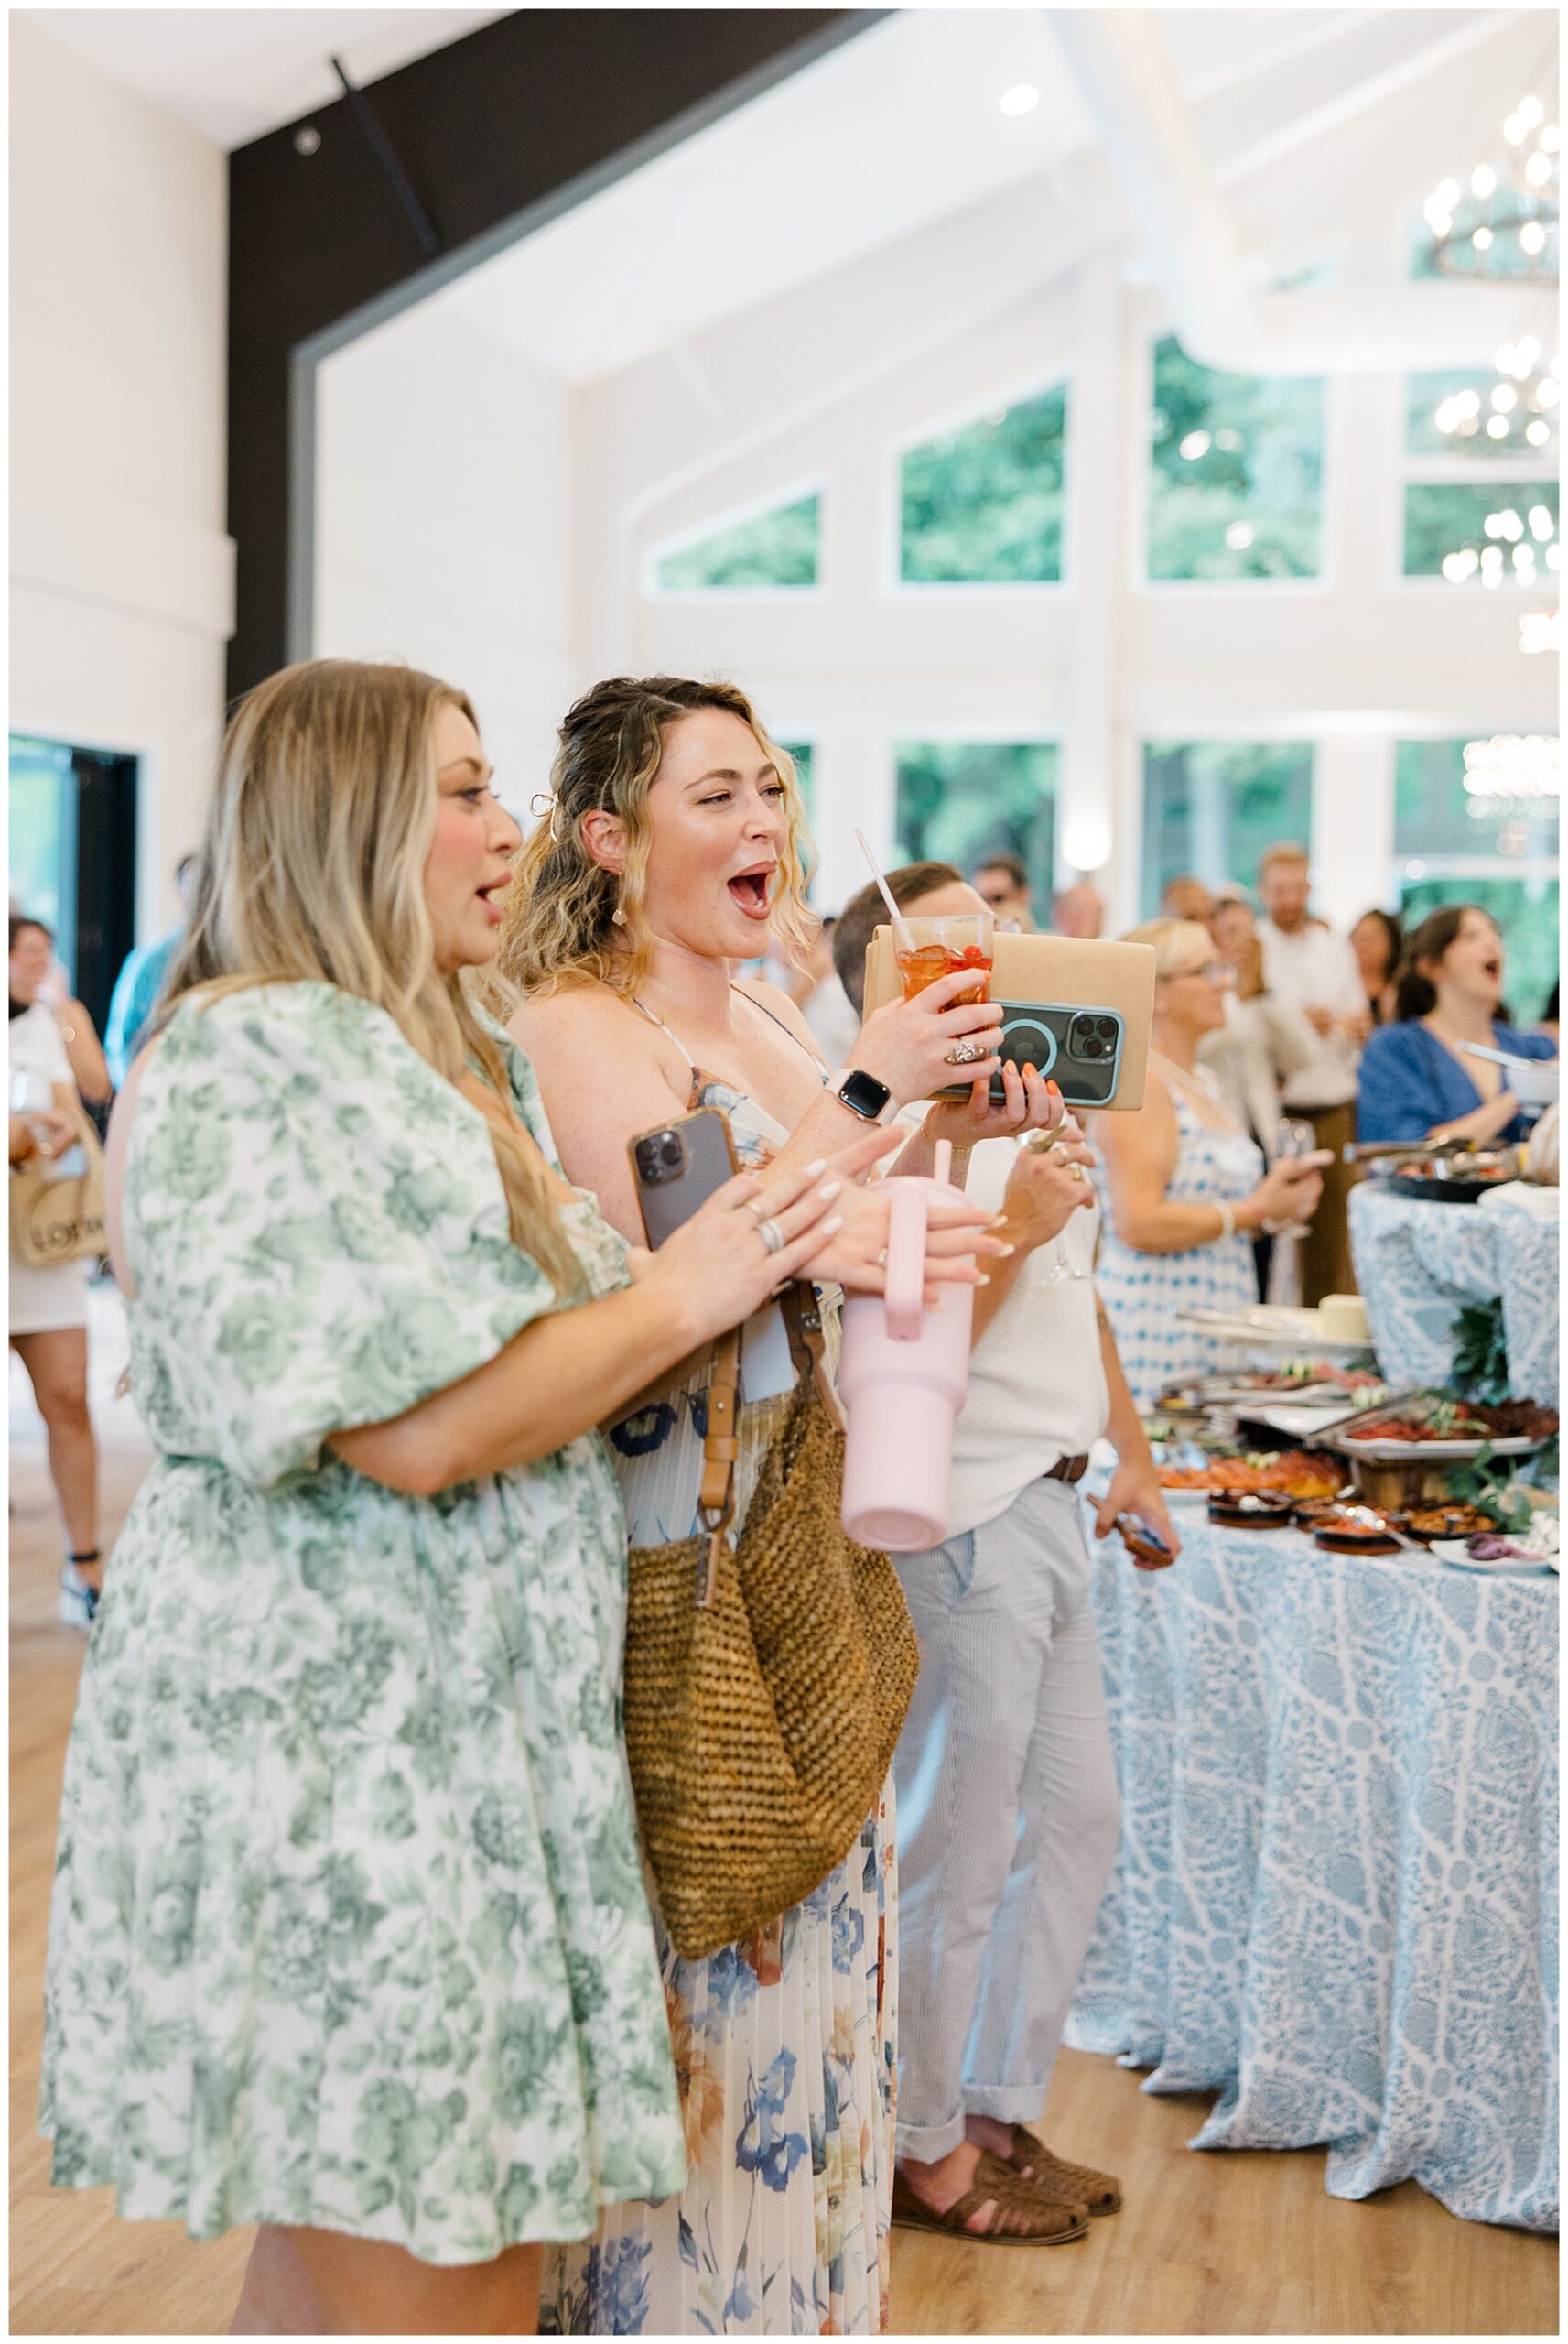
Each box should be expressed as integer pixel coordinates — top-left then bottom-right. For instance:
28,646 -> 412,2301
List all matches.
629,1107 -> 740,1249
989,1004 -> 1126,1111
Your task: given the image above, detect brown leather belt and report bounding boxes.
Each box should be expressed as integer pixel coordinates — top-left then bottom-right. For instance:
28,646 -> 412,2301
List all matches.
1044,1454 -> 1089,1485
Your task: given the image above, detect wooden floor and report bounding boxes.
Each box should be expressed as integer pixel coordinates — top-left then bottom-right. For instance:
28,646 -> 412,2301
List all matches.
10,1291 -> 1559,2336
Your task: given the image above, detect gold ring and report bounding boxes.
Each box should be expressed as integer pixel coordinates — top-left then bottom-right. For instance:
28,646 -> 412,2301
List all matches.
875,1246 -> 889,1268
1069,1163 -> 1087,1182
946,1038 -> 985,1066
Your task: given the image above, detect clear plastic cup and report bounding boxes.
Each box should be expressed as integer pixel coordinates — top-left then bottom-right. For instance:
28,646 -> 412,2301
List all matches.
893,912 -> 995,1007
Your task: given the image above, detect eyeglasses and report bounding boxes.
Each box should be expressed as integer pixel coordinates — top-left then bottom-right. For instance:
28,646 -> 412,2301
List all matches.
1170,959 -> 1235,985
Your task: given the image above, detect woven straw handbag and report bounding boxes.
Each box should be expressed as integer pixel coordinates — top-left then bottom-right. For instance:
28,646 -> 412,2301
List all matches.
9,1111 -> 106,1266
622,1287 -> 919,1959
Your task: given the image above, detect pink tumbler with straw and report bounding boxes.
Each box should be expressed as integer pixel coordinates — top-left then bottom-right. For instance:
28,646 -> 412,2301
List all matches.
838,1140 -> 974,1552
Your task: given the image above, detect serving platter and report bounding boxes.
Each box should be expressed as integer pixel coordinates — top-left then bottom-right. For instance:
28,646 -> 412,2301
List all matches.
1321,1426 -> 1550,1465
1173,1305 -> 1375,1358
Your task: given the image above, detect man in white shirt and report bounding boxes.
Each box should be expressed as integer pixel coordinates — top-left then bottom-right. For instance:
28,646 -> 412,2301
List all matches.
833,870 -> 1180,2245
1255,843 -> 1370,1302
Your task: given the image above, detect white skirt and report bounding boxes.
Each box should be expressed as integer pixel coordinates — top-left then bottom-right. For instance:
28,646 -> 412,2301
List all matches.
10,1245 -> 89,1335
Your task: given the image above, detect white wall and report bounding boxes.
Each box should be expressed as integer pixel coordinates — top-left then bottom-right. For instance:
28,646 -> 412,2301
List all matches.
568,12 -> 1557,928
9,16 -> 232,943
315,302 -> 576,812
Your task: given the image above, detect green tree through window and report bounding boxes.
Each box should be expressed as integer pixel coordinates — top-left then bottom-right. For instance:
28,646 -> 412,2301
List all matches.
654,494 -> 820,591
1148,337 -> 1324,581
1395,739 -> 1559,1020
1141,741 -> 1314,913
893,742 -> 1057,911
1403,482 -> 1559,578
900,388 -> 1067,583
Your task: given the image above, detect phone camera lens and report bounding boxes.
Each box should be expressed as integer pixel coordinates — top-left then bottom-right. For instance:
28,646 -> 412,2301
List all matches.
660,1136 -> 683,1167
1097,1016 -> 1119,1041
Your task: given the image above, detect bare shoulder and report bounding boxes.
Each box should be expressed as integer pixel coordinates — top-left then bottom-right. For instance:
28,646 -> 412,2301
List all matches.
735,974 -> 827,1064
509,982 -> 638,1064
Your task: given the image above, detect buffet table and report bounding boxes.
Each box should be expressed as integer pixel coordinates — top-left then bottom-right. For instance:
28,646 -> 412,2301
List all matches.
1349,1179 -> 1559,1400
1066,1511 -> 1559,2231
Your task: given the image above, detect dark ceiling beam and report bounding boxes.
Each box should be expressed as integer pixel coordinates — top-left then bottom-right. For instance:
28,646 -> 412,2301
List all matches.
226,7 -> 878,700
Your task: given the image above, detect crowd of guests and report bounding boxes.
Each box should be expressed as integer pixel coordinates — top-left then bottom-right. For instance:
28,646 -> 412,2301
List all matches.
13,658 -> 1558,2336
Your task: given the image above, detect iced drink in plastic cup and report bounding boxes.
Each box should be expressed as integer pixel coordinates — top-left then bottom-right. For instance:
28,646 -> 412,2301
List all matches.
894,912 -> 995,1006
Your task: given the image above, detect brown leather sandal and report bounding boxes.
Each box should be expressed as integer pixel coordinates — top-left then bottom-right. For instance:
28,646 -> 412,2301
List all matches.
892,2151 -> 1090,2245
1001,2126 -> 1122,2215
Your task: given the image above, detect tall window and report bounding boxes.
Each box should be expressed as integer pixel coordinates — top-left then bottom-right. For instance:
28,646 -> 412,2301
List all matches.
1147,337 -> 1324,581
1394,738 -> 1559,1021
1401,369 -> 1558,585
893,742 -> 1057,910
1141,741 -> 1314,913
652,492 -> 820,591
899,386 -> 1067,584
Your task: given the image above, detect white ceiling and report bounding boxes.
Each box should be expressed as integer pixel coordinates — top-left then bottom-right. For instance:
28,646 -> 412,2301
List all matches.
16,8 -> 505,148
444,8 -> 1377,384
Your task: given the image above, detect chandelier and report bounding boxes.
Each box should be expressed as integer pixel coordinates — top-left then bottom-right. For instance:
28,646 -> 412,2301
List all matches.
1462,733 -> 1561,851
1423,95 -> 1559,284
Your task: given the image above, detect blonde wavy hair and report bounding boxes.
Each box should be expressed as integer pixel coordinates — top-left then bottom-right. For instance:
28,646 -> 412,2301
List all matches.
499,674 -> 816,996
1121,917 -> 1217,982
159,657 -> 578,1293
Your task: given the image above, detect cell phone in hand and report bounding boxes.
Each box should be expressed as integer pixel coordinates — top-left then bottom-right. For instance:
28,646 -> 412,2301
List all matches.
629,1108 -> 740,1248
1115,1511 -> 1173,1566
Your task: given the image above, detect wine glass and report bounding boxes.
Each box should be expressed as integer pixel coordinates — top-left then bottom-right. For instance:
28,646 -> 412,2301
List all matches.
1263,1118 -> 1317,1239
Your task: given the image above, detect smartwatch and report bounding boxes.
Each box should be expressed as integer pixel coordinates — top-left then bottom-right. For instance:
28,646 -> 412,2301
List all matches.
831,1067 -> 897,1125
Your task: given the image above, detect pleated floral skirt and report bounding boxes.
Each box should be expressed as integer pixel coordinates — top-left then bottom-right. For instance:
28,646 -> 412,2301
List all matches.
540,1373 -> 899,2335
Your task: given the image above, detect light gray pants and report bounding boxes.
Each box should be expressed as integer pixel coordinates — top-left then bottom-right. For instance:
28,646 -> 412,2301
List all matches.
892,1474 -> 1120,2161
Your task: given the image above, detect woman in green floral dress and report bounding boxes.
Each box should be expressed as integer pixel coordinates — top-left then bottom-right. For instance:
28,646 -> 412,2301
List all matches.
39,659 -> 879,2335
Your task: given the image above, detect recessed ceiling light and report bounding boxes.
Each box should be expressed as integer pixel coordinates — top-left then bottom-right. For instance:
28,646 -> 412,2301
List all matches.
1000,84 -> 1039,118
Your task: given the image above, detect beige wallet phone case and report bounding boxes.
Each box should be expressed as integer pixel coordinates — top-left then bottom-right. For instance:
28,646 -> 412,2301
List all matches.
861,928 -> 1156,1111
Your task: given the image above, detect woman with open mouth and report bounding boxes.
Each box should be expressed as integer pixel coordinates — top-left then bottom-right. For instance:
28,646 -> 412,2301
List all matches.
39,658 -> 923,2338
502,673 -> 1064,2336
1357,901 -> 1557,1147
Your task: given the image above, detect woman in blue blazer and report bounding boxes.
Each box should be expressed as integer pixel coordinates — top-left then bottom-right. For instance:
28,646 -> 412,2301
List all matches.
1357,903 -> 1557,1145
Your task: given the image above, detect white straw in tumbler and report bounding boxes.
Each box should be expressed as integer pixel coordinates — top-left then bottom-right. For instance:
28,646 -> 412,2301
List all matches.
854,828 -> 915,956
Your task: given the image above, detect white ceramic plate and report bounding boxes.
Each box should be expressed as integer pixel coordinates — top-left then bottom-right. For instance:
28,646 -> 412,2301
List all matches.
1430,1538 -> 1554,1575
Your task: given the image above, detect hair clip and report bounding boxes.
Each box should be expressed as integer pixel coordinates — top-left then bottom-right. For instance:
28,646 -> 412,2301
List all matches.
528,790 -> 568,845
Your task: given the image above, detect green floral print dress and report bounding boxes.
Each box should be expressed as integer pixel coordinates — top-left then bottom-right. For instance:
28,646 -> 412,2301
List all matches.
39,982 -> 687,2265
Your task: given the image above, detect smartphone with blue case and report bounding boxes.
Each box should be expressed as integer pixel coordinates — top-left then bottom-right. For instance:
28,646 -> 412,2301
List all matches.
989,1004 -> 1127,1110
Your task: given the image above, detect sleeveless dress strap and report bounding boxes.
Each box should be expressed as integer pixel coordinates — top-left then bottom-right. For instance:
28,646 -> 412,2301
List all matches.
730,984 -> 830,1086
629,996 -> 704,1111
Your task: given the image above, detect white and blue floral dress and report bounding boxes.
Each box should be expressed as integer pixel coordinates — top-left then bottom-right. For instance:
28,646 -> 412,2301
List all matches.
541,1052 -> 897,2337
1094,1069 -> 1264,1410
39,982 -> 687,2264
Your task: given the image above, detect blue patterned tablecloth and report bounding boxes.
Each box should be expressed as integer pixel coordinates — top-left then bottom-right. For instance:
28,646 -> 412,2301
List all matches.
1066,1515 -> 1559,2230
1349,1182 -> 1559,1399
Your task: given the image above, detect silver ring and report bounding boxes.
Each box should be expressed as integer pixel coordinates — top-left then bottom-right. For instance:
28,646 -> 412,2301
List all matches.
946,1038 -> 985,1066
741,1198 -> 767,1222
756,1216 -> 786,1255
875,1245 -> 889,1268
